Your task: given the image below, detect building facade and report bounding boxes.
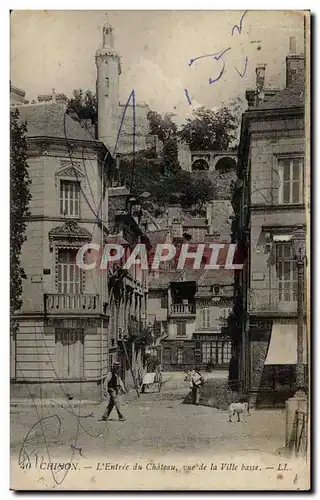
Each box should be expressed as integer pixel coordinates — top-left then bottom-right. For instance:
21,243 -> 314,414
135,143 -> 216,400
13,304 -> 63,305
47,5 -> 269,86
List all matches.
147,202 -> 235,372
235,40 -> 308,407
106,185 -> 151,390
10,92 -> 110,401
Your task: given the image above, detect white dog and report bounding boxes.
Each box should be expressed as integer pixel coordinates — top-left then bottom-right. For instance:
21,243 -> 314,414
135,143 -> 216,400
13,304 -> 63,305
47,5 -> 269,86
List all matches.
228,402 -> 251,422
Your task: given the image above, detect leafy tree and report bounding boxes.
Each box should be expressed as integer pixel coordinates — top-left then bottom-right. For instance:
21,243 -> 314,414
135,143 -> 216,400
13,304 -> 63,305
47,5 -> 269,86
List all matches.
10,109 -> 32,335
147,110 -> 180,176
147,110 -> 177,143
178,106 -> 238,151
67,89 -> 97,122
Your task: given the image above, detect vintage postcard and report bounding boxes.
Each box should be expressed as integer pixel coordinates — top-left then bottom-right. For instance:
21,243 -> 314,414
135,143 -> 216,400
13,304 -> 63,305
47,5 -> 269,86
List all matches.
10,10 -> 310,491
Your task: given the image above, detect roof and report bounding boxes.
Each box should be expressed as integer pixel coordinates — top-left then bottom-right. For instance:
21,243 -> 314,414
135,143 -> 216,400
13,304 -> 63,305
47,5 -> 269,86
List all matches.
107,234 -> 129,246
148,271 -> 181,290
147,229 -> 168,247
198,268 -> 234,286
183,218 -> 207,228
16,102 -> 97,142
148,266 -> 234,290
257,86 -> 304,110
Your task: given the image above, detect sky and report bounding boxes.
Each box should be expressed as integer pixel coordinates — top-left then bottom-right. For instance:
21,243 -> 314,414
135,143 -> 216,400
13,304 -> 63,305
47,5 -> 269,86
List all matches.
10,10 -> 306,125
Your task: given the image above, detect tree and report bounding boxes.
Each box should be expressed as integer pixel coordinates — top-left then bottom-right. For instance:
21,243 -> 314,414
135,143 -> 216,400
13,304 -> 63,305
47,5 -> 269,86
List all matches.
147,110 -> 177,143
147,110 -> 180,176
67,89 -> 97,122
10,109 -> 32,335
178,106 -> 238,151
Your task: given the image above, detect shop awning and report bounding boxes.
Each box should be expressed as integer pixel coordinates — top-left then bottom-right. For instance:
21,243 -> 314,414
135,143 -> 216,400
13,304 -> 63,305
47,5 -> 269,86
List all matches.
265,322 -> 308,365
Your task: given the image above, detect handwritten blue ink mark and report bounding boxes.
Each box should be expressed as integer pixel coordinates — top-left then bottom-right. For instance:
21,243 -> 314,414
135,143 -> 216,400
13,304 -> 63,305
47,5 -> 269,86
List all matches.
234,56 -> 248,77
209,61 -> 226,84
189,47 -> 231,66
184,88 -> 192,105
231,10 -> 248,36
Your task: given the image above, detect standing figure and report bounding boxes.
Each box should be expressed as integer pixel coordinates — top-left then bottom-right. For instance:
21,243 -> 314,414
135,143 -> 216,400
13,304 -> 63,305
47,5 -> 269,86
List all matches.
186,367 -> 204,405
101,362 -> 126,421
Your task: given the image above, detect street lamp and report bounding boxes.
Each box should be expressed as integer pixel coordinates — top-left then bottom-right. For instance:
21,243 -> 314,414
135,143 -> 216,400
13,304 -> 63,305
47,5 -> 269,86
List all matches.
291,226 -> 307,396
285,226 -> 308,449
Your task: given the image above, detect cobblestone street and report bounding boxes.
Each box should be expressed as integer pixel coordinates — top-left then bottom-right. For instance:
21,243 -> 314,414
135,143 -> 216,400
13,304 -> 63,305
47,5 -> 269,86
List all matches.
11,373 -> 287,461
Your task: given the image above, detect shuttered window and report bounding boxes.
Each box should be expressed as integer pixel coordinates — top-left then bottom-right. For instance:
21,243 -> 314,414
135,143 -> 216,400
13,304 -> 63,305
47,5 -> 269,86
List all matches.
55,329 -> 84,379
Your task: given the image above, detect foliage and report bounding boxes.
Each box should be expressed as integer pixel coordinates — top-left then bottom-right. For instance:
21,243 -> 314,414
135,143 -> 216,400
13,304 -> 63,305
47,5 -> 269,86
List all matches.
119,155 -> 215,216
145,354 -> 161,372
10,109 -> 32,335
147,110 -> 177,143
161,138 -> 180,175
67,89 -> 97,122
178,106 -> 238,151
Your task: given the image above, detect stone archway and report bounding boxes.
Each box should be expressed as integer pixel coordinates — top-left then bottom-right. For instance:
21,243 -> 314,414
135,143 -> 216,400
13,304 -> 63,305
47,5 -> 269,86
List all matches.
191,159 -> 209,171
215,156 -> 237,173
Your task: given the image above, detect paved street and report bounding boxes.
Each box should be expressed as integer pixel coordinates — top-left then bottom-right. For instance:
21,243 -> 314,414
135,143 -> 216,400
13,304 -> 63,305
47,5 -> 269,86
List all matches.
11,372 -> 287,462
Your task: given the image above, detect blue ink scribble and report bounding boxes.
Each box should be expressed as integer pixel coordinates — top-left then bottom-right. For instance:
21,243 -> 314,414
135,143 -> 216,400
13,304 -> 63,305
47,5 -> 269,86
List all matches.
189,47 -> 231,67
209,61 -> 226,84
231,10 -> 248,36
234,56 -> 248,77
184,88 -> 192,105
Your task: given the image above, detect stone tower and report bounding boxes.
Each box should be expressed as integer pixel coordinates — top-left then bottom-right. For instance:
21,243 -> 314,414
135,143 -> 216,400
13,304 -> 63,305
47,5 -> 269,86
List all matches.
95,20 -> 121,153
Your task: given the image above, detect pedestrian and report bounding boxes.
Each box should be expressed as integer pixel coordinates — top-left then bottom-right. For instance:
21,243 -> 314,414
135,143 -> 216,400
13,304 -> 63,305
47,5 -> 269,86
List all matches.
101,362 -> 126,421
188,367 -> 204,405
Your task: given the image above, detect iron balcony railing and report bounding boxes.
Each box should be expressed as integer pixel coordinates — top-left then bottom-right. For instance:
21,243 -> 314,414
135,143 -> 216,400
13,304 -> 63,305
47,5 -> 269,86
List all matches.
44,293 -> 100,314
169,303 -> 196,316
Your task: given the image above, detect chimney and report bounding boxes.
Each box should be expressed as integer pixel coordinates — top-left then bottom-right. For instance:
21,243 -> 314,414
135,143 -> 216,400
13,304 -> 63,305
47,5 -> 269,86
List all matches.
286,37 -> 305,88
255,64 -> 266,104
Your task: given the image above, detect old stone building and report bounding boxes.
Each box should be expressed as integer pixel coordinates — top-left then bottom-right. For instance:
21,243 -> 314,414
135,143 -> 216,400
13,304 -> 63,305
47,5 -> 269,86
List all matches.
147,202 -> 235,371
106,184 -> 151,390
10,89 -> 110,401
235,39 -> 308,407
95,21 -> 151,155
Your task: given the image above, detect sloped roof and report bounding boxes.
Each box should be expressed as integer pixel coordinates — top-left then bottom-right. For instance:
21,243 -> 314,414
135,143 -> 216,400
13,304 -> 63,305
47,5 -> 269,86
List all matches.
198,268 -> 234,286
16,102 -> 96,142
148,271 -> 181,289
257,86 -> 304,110
183,218 -> 207,228
147,229 -> 168,247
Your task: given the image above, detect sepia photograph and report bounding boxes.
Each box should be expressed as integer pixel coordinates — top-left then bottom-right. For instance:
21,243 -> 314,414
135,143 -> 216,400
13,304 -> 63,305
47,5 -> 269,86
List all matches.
9,9 -> 310,491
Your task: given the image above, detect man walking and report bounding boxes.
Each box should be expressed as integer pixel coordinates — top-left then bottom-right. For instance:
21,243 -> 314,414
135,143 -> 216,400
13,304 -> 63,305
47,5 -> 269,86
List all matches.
101,362 -> 126,421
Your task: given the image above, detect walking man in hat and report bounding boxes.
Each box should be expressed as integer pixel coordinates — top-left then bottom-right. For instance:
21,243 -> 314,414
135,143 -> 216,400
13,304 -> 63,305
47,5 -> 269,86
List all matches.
101,362 -> 126,421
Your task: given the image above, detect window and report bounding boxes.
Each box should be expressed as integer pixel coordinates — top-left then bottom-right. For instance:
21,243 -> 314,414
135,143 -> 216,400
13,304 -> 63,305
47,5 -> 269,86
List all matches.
55,329 -> 84,378
201,308 -> 211,329
57,249 -> 82,294
177,347 -> 183,365
277,158 -> 303,204
185,227 -> 206,241
201,341 -> 232,364
60,180 -> 80,217
276,243 -> 297,301
176,321 -> 186,337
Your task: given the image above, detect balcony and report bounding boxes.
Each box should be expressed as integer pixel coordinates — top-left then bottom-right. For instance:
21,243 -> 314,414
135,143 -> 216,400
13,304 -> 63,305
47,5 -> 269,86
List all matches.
248,289 -> 298,316
44,294 -> 100,315
169,303 -> 196,317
